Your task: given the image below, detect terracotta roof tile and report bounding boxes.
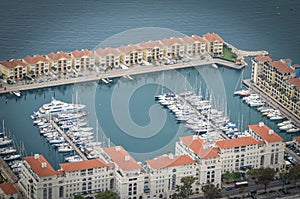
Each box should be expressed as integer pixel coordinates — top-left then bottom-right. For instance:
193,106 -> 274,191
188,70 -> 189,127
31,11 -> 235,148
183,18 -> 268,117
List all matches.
138,40 -> 163,49
292,64 -> 300,68
160,37 -> 184,46
1,59 -> 27,68
146,154 -> 195,169
0,183 -> 18,195
282,58 -> 292,63
24,55 -> 48,65
203,32 -> 224,42
191,35 -> 206,43
72,49 -> 94,58
24,154 -> 57,177
182,36 -> 195,44
103,146 -> 141,171
60,158 -> 108,172
249,123 -> 283,143
95,47 -> 120,57
216,137 -> 260,148
118,44 -> 142,54
288,78 -> 300,90
180,136 -> 220,159
47,51 -> 71,60
294,136 -> 300,143
255,56 -> 272,63
269,60 -> 294,74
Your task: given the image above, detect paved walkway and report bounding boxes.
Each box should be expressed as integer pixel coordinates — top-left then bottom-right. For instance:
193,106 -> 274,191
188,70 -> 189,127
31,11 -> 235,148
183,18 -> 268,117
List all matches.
51,120 -> 88,161
0,57 -> 243,95
243,79 -> 300,127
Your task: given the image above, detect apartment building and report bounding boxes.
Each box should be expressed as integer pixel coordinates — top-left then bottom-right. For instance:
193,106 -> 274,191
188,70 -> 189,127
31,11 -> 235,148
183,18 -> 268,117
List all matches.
145,154 -> 197,198
95,48 -> 121,69
182,35 -> 206,57
102,146 -> 145,199
24,54 -> 50,77
138,41 -> 164,63
160,37 -> 185,59
252,57 -> 299,115
118,45 -> 143,66
175,135 -> 222,189
0,183 -> 18,199
46,52 -> 72,73
203,32 -> 224,57
0,59 -> 27,80
71,49 -> 95,71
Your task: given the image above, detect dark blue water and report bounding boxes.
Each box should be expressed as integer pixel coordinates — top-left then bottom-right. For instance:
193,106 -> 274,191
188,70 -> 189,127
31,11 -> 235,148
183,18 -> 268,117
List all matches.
1,0 -> 300,168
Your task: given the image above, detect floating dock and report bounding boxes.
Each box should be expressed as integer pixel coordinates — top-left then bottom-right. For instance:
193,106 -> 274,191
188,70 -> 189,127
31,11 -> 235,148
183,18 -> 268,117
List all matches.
101,78 -> 109,84
51,120 -> 88,161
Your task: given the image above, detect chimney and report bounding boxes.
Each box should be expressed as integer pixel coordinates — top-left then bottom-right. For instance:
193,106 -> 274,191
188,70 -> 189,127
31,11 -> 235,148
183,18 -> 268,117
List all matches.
168,153 -> 174,160
115,146 -> 120,152
41,162 -> 47,168
259,122 -> 264,127
125,156 -> 130,161
269,129 -> 274,135
34,154 -> 39,159
192,135 -> 198,140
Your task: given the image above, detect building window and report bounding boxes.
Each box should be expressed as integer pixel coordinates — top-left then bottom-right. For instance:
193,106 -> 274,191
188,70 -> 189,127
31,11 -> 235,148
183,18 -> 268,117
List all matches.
59,186 -> 64,198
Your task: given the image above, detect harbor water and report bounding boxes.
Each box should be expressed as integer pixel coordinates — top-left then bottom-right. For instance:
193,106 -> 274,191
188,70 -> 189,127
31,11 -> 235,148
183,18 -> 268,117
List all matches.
0,0 -> 300,169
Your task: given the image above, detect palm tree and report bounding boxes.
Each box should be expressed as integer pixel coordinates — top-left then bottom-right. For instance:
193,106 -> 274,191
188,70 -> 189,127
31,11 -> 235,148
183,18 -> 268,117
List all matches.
95,190 -> 117,199
172,176 -> 195,199
202,183 -> 221,199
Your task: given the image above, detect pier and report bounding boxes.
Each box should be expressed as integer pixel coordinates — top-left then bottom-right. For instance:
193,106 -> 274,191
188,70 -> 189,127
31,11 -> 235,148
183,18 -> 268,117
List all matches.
175,94 -> 229,140
224,41 -> 269,59
101,78 -> 109,84
243,79 -> 300,127
50,120 -> 88,161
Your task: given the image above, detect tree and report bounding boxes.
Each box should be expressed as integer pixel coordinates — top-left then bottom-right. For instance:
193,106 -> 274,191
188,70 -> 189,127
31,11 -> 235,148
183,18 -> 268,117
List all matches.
95,190 -> 117,199
256,168 -> 276,191
279,170 -> 289,193
288,165 -> 300,185
222,171 -> 242,183
202,183 -> 221,199
246,168 -> 259,183
73,195 -> 85,199
172,176 -> 195,199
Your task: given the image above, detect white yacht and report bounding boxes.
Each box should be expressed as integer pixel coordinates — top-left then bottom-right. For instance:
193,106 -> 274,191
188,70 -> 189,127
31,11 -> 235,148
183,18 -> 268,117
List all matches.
37,98 -> 85,116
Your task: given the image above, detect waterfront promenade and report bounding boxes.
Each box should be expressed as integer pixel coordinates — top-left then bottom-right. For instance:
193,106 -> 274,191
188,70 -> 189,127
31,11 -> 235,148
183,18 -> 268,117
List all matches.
0,57 -> 242,95
243,79 -> 300,128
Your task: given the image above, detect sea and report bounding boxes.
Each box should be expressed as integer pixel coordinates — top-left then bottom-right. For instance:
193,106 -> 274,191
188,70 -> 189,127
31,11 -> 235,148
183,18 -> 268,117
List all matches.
0,0 -> 300,169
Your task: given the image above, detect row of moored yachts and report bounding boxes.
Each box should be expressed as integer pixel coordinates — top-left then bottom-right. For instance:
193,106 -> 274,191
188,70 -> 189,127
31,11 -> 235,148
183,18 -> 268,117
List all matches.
235,90 -> 299,133
155,92 -> 250,139
31,98 -> 102,163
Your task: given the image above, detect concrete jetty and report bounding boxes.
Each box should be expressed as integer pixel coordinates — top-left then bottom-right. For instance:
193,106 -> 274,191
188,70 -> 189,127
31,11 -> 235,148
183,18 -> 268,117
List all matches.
51,120 -> 88,161
175,94 -> 229,140
224,41 -> 269,59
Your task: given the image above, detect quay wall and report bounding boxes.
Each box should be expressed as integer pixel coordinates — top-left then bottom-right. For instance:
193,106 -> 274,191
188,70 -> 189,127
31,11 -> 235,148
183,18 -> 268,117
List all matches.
0,58 -> 242,94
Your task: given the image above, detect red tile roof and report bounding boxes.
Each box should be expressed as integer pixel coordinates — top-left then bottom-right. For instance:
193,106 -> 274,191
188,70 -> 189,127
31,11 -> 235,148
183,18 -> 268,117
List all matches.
103,146 -> 141,171
1,59 -> 27,68
160,37 -> 184,46
72,49 -> 94,58
249,123 -> 283,143
60,158 -> 108,172
146,154 -> 195,169
288,78 -> 300,90
292,64 -> 300,68
282,58 -> 292,63
180,136 -> 219,159
216,137 -> 260,149
138,40 -> 163,49
95,47 -> 120,57
269,60 -> 294,74
182,36 -> 195,44
0,183 -> 18,195
47,51 -> 71,60
24,154 -> 57,177
203,32 -> 224,42
255,56 -> 272,63
191,35 -> 206,43
294,136 -> 300,143
118,44 -> 142,54
24,54 -> 48,65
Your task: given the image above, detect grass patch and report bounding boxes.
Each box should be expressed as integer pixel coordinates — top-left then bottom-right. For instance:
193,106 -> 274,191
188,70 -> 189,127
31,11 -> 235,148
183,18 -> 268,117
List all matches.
222,47 -> 236,61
